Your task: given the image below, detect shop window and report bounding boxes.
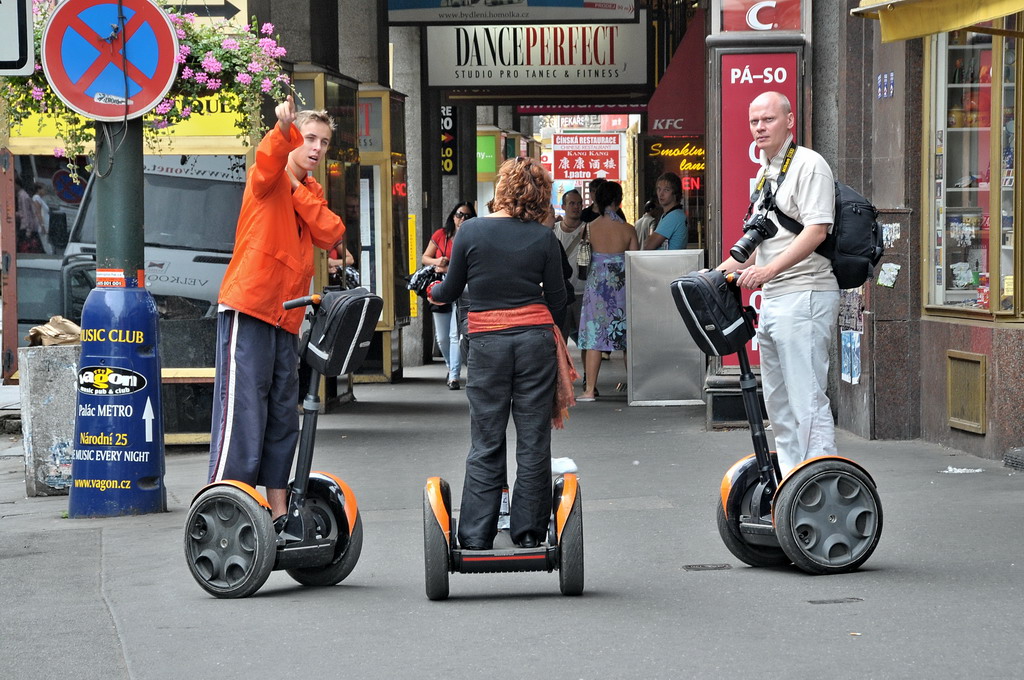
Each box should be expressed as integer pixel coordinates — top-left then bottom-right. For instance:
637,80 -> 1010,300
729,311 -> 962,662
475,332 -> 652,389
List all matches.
928,21 -> 1017,313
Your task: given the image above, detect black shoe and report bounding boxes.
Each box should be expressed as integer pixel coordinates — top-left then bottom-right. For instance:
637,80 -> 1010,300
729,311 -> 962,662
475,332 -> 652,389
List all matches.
460,540 -> 487,550
447,379 -> 460,390
518,533 -> 539,549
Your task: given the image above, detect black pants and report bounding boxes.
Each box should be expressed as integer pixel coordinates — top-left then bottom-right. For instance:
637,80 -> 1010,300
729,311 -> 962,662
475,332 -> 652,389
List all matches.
458,327 -> 555,548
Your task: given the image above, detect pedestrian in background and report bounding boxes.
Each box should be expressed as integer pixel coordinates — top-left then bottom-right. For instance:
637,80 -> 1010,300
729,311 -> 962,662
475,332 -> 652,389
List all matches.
422,201 -> 476,389
14,175 -> 43,254
207,96 -> 344,524
634,198 -> 661,245
428,157 -> 573,550
577,180 -> 638,401
553,188 -> 586,344
643,172 -> 687,250
32,182 -> 53,254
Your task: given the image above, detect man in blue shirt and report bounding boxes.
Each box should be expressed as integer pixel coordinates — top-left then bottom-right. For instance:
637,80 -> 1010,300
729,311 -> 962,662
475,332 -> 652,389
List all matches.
643,172 -> 687,250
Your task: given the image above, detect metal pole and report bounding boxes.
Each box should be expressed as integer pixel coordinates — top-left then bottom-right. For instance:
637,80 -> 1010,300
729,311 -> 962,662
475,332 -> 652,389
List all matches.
93,119 -> 145,277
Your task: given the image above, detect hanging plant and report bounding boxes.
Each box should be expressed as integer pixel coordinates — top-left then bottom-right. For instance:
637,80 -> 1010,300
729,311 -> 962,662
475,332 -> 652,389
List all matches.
1,0 -> 294,181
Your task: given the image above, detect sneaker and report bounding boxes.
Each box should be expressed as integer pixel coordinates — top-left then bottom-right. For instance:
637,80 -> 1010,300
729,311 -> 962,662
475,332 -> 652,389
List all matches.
447,379 -> 460,390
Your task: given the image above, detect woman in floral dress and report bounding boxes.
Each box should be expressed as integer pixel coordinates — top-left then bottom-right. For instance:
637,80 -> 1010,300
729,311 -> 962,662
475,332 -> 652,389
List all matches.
577,181 -> 639,400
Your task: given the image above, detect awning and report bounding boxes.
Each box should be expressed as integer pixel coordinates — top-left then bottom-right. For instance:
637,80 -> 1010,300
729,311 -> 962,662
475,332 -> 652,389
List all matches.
646,10 -> 705,136
851,0 -> 1024,43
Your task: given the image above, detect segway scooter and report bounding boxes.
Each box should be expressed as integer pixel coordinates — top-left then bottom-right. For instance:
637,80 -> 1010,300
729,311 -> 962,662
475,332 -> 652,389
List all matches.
185,287 -> 383,598
422,474 -> 584,600
671,271 -> 882,574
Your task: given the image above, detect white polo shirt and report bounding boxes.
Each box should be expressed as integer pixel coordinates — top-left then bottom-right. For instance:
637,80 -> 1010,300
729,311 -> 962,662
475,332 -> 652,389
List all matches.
753,135 -> 838,298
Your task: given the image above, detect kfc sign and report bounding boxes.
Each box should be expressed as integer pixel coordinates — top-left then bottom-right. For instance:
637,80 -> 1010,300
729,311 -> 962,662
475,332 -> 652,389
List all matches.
721,0 -> 802,32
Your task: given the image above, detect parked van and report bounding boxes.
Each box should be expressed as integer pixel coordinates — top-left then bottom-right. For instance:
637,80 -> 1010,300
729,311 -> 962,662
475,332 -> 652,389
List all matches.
63,154 -> 245,316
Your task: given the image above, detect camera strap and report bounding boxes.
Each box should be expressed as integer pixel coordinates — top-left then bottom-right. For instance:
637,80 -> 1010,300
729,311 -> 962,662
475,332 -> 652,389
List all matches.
745,142 -> 803,235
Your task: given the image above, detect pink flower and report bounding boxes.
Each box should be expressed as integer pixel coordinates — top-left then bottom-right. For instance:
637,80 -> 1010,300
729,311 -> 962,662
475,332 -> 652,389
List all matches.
176,28 -> 186,39
194,72 -> 208,84
53,148 -> 65,158
221,38 -> 239,51
276,74 -> 290,84
235,72 -> 252,85
247,61 -> 263,73
154,120 -> 169,129
34,63 -> 42,71
155,98 -> 174,115
261,78 -> 273,93
30,86 -> 44,101
273,46 -> 287,58
201,52 -> 222,73
181,107 -> 192,119
206,78 -> 221,90
261,22 -> 274,35
258,37 -> 276,54
181,67 -> 194,79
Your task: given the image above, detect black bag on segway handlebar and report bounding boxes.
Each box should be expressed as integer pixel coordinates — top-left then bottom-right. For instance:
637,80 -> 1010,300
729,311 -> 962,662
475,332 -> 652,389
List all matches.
304,287 -> 383,377
670,270 -> 756,356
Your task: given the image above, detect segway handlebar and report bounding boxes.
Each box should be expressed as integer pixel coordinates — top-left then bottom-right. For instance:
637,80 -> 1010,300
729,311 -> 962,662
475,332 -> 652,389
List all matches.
283,293 -> 322,310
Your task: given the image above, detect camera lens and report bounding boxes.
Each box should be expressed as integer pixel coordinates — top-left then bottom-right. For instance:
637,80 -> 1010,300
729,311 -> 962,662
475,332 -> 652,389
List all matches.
729,213 -> 777,263
730,232 -> 762,263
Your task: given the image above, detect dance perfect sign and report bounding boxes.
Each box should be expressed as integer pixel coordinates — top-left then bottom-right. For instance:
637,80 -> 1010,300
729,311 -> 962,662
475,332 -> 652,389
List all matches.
426,13 -> 647,88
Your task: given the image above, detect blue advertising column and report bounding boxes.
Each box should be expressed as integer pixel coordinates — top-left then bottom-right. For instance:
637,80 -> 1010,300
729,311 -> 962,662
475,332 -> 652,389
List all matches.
69,276 -> 166,517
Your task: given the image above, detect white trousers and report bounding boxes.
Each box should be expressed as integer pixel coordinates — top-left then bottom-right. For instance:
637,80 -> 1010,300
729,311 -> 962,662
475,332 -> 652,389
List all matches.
757,289 -> 839,475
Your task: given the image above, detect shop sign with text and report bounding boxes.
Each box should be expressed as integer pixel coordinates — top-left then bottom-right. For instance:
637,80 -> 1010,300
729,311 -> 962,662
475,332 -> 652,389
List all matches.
389,0 -> 636,25
426,14 -> 648,88
552,134 -> 621,181
720,0 -> 802,32
718,50 -> 799,365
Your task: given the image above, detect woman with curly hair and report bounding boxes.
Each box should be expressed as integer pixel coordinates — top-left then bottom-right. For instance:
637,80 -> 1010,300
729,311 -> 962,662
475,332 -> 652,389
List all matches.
428,157 -> 574,550
577,180 -> 638,401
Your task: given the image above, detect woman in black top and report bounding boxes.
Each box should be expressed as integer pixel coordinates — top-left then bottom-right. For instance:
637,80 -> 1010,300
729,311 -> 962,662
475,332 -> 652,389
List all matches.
429,157 -> 570,550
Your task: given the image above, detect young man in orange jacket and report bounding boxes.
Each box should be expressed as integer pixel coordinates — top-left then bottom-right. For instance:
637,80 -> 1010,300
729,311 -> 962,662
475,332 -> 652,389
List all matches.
207,95 -> 344,522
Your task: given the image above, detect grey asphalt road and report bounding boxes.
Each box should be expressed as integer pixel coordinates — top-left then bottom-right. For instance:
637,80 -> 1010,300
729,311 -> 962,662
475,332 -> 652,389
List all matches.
1,357 -> 1021,680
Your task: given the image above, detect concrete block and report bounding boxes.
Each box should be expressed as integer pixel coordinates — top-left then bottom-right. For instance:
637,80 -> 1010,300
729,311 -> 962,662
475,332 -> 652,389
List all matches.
19,345 -> 80,497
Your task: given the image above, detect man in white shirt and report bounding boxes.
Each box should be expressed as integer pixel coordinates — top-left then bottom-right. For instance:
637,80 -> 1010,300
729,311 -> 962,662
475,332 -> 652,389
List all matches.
553,189 -> 586,344
715,90 -> 838,475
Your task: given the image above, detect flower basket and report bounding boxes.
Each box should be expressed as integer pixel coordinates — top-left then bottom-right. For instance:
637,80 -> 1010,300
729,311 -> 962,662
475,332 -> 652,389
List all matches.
1,0 -> 293,181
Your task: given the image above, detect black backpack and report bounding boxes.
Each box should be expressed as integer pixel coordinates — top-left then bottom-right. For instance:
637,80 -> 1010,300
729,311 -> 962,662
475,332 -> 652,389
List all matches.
775,181 -> 885,289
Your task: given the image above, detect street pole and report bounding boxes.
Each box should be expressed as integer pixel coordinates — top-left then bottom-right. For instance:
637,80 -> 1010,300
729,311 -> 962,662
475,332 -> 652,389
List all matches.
94,119 -> 145,276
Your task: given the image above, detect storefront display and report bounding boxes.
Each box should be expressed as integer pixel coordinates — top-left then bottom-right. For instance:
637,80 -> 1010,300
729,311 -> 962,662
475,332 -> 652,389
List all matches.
928,23 -> 1017,312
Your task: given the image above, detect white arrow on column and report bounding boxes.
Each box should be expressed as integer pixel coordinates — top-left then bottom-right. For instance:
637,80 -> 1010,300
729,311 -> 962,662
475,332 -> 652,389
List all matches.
143,397 -> 154,443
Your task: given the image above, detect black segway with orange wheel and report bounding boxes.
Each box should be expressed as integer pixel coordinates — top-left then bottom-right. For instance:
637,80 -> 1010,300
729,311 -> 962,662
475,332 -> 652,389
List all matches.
184,287 -> 383,597
422,474 -> 584,600
672,271 -> 882,574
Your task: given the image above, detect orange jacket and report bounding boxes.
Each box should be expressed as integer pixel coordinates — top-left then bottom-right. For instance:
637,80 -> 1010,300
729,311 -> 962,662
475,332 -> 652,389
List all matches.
218,123 -> 344,334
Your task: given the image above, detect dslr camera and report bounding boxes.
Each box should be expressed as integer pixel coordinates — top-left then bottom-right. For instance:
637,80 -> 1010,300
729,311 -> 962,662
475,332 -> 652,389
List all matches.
730,200 -> 778,263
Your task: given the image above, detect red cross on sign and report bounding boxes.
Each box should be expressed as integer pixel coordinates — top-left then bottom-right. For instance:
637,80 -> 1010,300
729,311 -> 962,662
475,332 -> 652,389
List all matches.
42,0 -> 178,122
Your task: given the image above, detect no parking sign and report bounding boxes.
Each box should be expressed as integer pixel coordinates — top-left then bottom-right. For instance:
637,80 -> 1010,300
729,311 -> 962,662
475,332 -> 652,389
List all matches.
41,0 -> 178,122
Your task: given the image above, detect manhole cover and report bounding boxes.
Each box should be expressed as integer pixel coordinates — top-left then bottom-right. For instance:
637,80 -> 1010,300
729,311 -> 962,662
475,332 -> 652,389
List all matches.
807,597 -> 864,605
682,563 -> 732,571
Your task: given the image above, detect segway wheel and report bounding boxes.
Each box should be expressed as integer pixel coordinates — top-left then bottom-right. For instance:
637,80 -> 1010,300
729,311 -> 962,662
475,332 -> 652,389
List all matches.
773,460 -> 883,575
184,485 -> 276,598
286,509 -> 364,587
423,487 -> 450,601
716,484 -> 791,568
558,486 -> 584,596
